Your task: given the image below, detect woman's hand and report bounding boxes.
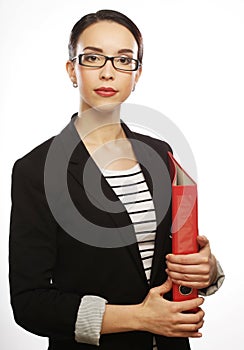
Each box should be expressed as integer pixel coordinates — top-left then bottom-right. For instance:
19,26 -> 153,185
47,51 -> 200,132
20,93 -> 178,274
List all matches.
138,278 -> 204,338
166,235 -> 218,290
102,278 -> 204,337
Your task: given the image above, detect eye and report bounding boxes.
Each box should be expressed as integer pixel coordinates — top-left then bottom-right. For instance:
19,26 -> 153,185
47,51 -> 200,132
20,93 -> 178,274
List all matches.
117,56 -> 133,65
83,54 -> 102,63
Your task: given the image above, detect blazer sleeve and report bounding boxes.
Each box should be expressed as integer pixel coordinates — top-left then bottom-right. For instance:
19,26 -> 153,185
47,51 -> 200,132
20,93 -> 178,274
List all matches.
9,157 -> 81,339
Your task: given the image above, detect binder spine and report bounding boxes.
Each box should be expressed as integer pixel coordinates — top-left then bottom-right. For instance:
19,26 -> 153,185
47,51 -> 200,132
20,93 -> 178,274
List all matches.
172,187 -> 198,304
168,151 -> 199,310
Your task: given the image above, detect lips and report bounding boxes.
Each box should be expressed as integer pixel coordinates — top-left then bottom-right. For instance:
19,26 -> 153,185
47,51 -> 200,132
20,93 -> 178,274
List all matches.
94,87 -> 118,97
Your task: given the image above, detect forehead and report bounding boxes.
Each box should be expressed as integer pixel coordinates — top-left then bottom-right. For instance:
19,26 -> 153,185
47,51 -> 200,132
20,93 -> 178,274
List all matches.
76,21 -> 138,55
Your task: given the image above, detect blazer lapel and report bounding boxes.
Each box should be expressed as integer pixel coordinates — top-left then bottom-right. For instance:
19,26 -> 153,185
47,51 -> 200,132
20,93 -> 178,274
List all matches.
121,122 -> 172,286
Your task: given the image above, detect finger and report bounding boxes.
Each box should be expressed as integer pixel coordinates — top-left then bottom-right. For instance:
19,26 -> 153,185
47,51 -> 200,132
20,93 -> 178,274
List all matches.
166,269 -> 210,282
176,319 -> 204,333
177,309 -> 205,324
197,235 -> 209,248
166,261 -> 210,274
153,277 -> 172,296
166,253 -> 208,265
165,313 -> 204,338
156,327 -> 203,338
171,279 -> 209,289
175,297 -> 204,313
172,330 -> 203,338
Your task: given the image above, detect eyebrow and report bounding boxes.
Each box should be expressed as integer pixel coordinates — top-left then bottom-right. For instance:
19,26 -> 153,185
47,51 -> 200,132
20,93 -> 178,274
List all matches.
83,46 -> 134,55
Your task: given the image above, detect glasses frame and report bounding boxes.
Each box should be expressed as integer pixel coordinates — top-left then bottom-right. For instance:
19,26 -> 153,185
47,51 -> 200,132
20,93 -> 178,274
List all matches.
71,53 -> 141,72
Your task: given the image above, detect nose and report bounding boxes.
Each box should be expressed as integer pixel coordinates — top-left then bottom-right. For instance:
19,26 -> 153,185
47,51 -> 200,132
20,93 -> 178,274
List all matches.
99,59 -> 115,80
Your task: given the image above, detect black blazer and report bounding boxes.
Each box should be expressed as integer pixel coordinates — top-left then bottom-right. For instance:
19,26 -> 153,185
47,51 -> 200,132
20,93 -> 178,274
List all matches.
9,114 -> 190,350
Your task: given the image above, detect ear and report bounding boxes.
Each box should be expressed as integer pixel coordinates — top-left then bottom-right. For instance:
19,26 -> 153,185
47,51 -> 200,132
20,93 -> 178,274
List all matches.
66,60 -> 77,85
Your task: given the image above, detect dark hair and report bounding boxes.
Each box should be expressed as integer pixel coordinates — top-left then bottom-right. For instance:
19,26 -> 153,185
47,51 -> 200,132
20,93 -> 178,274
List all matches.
68,9 -> 143,64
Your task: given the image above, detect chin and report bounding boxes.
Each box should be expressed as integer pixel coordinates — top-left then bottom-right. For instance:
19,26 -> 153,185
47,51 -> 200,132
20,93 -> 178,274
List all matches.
93,101 -> 122,113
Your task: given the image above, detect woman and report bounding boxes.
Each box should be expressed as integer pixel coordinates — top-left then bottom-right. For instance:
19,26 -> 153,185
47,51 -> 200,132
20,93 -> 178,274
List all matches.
9,9 -> 224,350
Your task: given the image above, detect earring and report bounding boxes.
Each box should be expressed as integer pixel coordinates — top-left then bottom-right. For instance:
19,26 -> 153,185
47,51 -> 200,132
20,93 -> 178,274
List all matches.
73,82 -> 78,88
132,84 -> 136,92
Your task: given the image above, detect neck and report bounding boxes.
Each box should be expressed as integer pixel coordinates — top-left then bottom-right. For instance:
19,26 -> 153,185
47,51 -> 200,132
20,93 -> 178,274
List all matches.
75,105 -> 126,145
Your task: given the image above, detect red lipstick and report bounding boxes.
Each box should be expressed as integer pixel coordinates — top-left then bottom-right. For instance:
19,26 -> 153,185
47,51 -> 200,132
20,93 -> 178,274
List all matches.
94,87 -> 118,97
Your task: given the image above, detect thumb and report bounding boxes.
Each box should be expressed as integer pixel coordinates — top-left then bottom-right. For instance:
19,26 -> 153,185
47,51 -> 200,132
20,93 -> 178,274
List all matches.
153,277 -> 172,296
197,235 -> 209,249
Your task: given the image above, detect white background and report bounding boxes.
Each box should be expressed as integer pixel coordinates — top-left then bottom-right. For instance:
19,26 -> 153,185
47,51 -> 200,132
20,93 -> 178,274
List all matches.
0,0 -> 243,349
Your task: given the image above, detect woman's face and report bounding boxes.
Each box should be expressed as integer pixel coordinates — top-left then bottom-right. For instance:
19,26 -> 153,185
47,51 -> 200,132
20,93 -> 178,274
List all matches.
67,21 -> 142,113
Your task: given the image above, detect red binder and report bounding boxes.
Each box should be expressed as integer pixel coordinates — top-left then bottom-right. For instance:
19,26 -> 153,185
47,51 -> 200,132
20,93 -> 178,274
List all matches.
168,152 -> 199,306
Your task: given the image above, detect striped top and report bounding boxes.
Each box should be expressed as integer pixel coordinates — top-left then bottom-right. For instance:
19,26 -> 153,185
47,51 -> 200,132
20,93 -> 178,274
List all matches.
101,162 -> 158,349
101,162 -> 157,283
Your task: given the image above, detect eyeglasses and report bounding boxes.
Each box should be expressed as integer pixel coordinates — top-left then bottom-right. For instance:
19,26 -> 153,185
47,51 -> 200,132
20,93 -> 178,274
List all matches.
71,53 -> 141,72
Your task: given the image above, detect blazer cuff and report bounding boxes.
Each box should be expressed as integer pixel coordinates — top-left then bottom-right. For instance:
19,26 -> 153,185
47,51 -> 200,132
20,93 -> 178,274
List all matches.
75,295 -> 107,346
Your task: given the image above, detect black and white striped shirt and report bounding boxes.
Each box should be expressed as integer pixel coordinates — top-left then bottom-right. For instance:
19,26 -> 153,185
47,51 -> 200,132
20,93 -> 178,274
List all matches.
102,163 -> 158,349
102,162 -> 157,284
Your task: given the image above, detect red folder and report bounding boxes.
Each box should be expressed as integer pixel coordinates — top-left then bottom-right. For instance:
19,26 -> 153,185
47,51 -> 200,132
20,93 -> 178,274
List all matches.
168,152 -> 199,306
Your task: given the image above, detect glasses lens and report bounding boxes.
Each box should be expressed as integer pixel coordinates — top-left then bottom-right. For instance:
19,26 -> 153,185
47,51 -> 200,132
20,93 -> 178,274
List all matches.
80,54 -> 105,67
113,57 -> 137,71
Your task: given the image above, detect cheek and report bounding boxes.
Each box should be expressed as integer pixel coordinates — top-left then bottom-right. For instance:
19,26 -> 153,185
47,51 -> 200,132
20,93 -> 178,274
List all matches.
120,76 -> 134,93
77,69 -> 91,86
77,70 -> 96,97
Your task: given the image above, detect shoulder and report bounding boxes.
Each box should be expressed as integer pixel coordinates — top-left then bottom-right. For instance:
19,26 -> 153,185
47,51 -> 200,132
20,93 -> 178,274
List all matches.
131,129 -> 173,155
11,136 -> 55,180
